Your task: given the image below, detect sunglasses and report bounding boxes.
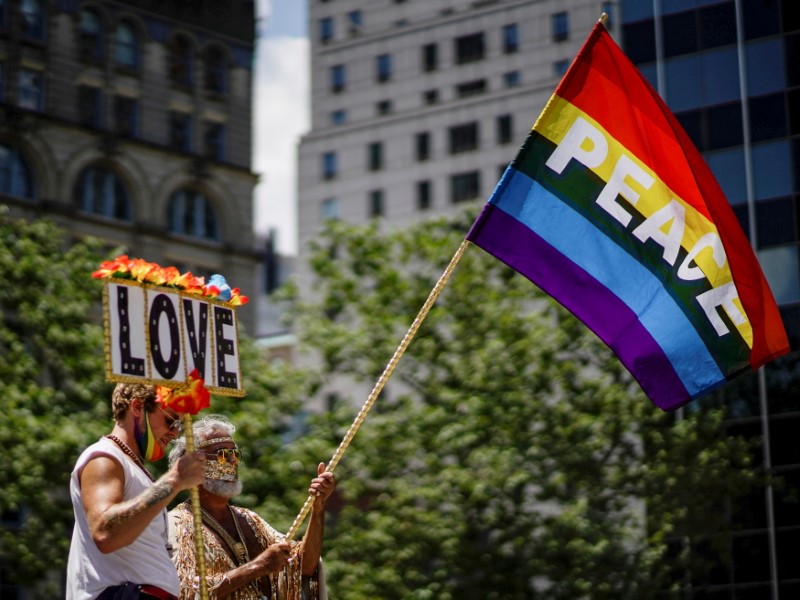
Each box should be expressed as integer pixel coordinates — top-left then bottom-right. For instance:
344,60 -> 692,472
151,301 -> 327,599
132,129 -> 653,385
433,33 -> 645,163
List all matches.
157,405 -> 183,432
203,448 -> 241,465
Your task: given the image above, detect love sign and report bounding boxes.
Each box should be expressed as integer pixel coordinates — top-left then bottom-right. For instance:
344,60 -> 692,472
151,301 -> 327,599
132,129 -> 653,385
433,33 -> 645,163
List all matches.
102,280 -> 244,397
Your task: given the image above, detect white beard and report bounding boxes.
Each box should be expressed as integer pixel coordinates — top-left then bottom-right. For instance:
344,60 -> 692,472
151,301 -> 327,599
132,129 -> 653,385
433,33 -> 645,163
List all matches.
203,477 -> 243,498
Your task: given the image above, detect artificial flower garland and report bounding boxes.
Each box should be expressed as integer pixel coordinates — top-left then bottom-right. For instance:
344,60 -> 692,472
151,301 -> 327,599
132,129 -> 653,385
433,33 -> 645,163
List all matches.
92,254 -> 248,307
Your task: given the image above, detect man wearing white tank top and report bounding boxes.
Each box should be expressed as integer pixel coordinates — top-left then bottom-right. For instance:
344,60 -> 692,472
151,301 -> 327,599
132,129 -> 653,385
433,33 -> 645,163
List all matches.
67,383 -> 206,600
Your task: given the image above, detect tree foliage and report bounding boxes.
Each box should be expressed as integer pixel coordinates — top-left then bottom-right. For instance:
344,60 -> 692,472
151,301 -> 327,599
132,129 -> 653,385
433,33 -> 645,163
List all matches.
286,213 -> 761,599
0,209 -> 319,597
0,209 -> 110,596
0,206 -> 764,599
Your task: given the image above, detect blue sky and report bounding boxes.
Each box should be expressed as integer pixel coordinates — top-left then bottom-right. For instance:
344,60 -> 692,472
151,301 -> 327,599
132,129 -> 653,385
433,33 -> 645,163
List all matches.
262,0 -> 307,38
253,0 -> 310,255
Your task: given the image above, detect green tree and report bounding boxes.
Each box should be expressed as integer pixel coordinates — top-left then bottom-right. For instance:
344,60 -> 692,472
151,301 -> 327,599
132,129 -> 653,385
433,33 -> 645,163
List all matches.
0,209 -> 109,596
286,213 -> 760,599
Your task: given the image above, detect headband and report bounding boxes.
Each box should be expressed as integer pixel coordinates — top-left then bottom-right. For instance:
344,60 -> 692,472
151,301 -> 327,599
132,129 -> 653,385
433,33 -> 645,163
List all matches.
197,436 -> 235,449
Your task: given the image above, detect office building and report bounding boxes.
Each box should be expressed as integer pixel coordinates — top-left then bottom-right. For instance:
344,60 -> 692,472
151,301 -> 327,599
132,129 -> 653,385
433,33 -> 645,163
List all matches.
298,0 -> 799,596
622,0 -> 800,597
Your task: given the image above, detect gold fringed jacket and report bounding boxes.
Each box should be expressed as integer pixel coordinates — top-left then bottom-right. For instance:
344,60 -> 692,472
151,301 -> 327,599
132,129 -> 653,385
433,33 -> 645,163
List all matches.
168,502 -> 327,600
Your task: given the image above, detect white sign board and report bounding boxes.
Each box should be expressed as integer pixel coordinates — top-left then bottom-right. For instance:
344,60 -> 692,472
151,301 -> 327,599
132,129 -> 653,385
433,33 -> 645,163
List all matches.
103,280 -> 244,396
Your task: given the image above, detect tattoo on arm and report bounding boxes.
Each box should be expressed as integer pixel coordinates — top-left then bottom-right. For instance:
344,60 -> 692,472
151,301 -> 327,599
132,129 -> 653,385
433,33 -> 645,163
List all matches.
100,480 -> 175,534
146,480 -> 174,507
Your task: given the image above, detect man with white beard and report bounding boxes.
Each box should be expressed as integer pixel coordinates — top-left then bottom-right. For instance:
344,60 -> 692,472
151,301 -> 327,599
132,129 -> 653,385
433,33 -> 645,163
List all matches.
167,415 -> 335,599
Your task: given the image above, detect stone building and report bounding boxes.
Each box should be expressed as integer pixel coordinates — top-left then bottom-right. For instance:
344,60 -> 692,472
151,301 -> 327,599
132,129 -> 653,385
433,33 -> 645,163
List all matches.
0,0 -> 261,334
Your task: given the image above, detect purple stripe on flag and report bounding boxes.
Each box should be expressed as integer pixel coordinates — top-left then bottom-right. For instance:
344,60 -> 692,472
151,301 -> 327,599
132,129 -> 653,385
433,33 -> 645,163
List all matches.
468,204 -> 691,410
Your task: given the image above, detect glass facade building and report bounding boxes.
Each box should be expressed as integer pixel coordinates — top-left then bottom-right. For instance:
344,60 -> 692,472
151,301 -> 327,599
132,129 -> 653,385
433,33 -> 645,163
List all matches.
622,1 -> 800,597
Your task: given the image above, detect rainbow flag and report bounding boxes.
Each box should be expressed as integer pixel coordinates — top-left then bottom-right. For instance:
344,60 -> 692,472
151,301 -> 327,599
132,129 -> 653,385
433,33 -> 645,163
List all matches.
466,22 -> 789,411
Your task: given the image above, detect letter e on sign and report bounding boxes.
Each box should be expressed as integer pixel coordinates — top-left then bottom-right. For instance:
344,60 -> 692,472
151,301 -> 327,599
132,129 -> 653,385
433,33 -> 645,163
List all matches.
213,305 -> 240,391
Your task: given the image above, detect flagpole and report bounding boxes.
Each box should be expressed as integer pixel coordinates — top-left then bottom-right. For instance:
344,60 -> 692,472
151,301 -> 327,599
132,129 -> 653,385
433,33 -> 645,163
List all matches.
284,238 -> 472,541
182,413 -> 209,600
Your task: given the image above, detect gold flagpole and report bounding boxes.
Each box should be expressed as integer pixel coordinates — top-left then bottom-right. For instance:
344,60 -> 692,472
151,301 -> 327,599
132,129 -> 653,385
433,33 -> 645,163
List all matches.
285,239 -> 471,541
182,413 -> 208,600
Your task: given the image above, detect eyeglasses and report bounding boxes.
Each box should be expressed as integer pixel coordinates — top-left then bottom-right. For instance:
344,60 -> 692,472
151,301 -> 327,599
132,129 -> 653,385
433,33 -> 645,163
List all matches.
157,405 -> 183,432
203,448 -> 241,465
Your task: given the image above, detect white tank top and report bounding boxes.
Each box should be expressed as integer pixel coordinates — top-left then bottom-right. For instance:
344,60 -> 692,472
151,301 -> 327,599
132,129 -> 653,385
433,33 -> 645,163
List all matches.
66,437 -> 180,600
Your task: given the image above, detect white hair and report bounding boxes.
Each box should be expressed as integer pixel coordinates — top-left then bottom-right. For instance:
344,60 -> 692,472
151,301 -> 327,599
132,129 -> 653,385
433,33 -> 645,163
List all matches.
168,413 -> 237,467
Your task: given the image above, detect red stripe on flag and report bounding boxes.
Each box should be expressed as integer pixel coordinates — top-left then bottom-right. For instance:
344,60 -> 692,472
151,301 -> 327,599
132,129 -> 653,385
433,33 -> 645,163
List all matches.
554,24 -> 788,368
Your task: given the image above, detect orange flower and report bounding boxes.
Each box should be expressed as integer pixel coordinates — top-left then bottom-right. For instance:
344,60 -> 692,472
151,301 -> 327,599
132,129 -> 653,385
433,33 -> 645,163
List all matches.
92,255 -> 131,279
129,258 -> 157,281
171,271 -> 205,293
156,369 -> 211,415
229,289 -> 249,306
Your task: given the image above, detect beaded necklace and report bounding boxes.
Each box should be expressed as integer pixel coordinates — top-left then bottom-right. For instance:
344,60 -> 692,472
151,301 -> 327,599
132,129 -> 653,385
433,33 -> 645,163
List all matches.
105,434 -> 154,482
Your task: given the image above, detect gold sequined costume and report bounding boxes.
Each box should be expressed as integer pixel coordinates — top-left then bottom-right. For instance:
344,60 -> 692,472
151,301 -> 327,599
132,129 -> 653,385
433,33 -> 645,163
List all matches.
168,502 -> 326,600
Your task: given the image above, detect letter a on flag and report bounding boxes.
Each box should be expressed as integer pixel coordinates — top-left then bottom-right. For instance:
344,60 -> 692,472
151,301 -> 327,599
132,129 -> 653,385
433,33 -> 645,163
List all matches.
466,21 -> 789,411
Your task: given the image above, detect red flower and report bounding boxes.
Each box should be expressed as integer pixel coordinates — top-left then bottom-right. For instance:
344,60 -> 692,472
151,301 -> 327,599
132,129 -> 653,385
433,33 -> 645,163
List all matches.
156,369 -> 211,415
92,255 -> 131,279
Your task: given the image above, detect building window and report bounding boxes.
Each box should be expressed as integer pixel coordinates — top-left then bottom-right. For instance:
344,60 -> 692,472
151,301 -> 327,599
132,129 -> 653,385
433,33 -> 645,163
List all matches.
449,122 -> 479,154
322,151 -> 337,180
21,0 -> 44,40
319,17 -> 333,43
497,114 -> 512,144
451,171 -> 481,203
331,64 -> 346,93
168,34 -> 194,87
455,32 -> 485,64
552,12 -> 569,42
503,24 -> 519,54
347,10 -> 362,33
602,2 -> 614,29
0,144 -> 34,198
113,95 -> 138,137
376,53 -> 392,83
330,109 -> 347,125
376,100 -> 392,115
504,71 -> 521,87
759,245 -> 800,304
422,43 -> 437,72
554,59 -> 570,77
204,45 -> 228,95
113,20 -> 139,69
168,189 -> 219,241
423,89 -> 439,104
417,180 -> 431,210
416,132 -> 430,161
456,79 -> 486,98
368,142 -> 383,171
321,197 -> 339,220
75,165 -> 131,221
369,189 -> 384,218
78,86 -> 103,129
204,122 -> 225,161
79,7 -> 104,62
170,112 -> 192,153
18,69 -> 43,111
